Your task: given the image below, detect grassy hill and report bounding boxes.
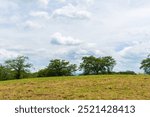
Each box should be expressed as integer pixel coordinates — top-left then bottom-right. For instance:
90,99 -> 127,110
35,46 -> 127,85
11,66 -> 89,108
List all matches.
0,75 -> 150,100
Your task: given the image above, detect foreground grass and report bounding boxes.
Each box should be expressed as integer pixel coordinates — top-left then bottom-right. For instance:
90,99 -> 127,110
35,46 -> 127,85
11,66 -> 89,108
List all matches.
0,75 -> 150,100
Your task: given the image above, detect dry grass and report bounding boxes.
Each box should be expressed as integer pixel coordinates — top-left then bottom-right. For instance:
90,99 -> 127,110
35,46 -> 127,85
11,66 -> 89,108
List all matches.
0,75 -> 150,100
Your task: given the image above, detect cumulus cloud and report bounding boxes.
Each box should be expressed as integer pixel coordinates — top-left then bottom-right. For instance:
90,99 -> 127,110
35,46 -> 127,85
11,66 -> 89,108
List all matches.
65,47 -> 103,60
112,40 -> 150,72
50,32 -> 82,46
119,41 -> 150,60
1,0 -> 150,72
52,4 -> 91,20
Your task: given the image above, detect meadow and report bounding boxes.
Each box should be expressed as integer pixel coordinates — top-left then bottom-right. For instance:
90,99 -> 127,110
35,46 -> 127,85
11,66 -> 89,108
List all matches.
0,75 -> 150,100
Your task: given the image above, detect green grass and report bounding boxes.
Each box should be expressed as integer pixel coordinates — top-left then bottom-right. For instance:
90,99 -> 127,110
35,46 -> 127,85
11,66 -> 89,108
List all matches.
0,75 -> 150,100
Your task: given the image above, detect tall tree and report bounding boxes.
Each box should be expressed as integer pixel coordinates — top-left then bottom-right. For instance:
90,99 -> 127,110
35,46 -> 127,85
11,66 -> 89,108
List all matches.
5,56 -> 32,79
140,55 -> 150,74
80,56 -> 116,75
102,56 -> 116,73
79,56 -> 96,75
46,59 -> 77,76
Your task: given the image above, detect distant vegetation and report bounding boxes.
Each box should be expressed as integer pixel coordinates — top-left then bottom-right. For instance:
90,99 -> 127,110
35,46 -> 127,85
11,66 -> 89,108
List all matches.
37,59 -> 77,77
0,54 -> 150,81
115,71 -> 136,75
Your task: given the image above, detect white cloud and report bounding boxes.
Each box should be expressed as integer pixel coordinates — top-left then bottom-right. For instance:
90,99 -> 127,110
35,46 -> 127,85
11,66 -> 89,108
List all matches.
113,40 -> 150,72
57,0 -> 95,5
30,11 -> 50,19
119,41 -> 150,59
52,4 -> 91,20
0,15 -> 20,25
0,49 -> 18,59
65,47 -> 104,60
51,32 -> 82,46
78,0 -> 95,6
38,0 -> 49,6
57,0 -> 66,3
86,0 -> 95,4
1,0 -> 150,72
24,20 -> 43,29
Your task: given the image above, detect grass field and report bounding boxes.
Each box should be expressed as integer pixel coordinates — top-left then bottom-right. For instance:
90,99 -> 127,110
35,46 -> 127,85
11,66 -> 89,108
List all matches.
0,75 -> 150,100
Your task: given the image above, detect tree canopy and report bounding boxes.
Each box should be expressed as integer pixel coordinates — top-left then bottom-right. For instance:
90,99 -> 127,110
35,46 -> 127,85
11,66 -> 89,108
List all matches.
80,56 -> 116,75
5,56 -> 32,79
38,59 -> 77,77
140,55 -> 150,74
0,64 -> 13,81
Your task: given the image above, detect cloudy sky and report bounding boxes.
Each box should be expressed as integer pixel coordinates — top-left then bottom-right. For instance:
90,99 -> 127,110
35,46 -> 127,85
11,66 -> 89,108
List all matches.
0,0 -> 150,72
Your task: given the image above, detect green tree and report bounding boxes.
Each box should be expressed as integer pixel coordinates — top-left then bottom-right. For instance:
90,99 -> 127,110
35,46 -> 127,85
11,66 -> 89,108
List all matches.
140,55 -> 150,74
79,56 -> 96,75
46,59 -> 77,76
37,68 -> 48,77
102,56 -> 116,73
0,64 -> 14,81
80,56 -> 116,75
5,56 -> 32,79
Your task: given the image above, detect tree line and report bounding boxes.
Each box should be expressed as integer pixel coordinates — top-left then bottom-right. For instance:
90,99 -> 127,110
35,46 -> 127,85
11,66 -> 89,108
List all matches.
0,55 -> 150,81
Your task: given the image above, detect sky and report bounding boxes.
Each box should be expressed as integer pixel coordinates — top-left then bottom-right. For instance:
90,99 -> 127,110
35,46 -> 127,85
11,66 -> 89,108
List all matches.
0,0 -> 150,72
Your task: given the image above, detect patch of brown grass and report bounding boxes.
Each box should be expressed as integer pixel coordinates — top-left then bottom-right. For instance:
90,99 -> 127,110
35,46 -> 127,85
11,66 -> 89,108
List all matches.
0,75 -> 150,100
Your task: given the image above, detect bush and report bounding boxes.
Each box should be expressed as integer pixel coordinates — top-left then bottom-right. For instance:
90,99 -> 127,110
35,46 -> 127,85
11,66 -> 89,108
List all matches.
0,65 -> 15,81
117,71 -> 136,75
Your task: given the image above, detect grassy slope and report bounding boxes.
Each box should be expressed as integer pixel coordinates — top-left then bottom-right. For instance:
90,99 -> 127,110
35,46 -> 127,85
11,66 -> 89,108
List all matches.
0,75 -> 150,100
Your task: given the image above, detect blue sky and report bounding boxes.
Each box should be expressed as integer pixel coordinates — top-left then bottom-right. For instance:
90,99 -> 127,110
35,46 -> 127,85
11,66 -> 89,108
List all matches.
0,0 -> 150,72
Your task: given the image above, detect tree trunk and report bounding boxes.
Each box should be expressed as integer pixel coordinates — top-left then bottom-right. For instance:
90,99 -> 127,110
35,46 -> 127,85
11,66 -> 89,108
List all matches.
16,71 -> 21,79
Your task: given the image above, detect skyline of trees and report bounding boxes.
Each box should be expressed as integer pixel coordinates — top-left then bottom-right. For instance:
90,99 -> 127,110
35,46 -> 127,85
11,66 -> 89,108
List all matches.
0,54 -> 150,81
